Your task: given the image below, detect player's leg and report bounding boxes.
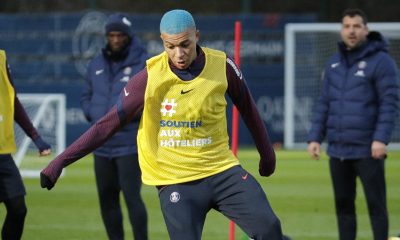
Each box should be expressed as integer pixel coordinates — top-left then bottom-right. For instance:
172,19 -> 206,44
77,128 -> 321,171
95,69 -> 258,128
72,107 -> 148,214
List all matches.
158,180 -> 211,240
212,166 -> 283,239
116,154 -> 148,240
356,157 -> 388,240
94,155 -> 123,240
329,157 -> 357,240
0,154 -> 27,240
2,196 -> 27,240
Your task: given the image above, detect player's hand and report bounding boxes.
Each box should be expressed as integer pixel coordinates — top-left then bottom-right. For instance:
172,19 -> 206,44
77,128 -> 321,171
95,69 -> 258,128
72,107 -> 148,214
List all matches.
40,160 -> 63,190
259,157 -> 275,177
307,141 -> 320,160
371,140 -> 387,160
39,149 -> 51,156
33,136 -> 51,156
40,172 -> 55,190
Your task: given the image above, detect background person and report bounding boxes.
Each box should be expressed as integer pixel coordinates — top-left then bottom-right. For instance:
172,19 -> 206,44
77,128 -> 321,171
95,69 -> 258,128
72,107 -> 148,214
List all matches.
307,8 -> 399,240
80,13 -> 149,240
0,49 -> 51,240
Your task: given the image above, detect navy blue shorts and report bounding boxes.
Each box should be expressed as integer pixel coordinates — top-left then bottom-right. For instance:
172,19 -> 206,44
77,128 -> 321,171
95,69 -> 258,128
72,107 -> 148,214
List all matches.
158,165 -> 283,240
0,154 -> 26,202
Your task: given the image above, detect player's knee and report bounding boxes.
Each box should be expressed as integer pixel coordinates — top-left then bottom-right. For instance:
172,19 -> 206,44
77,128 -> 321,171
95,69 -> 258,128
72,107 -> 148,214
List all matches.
335,196 -> 354,213
7,201 -> 27,221
367,199 -> 387,216
13,206 -> 27,221
250,215 -> 282,239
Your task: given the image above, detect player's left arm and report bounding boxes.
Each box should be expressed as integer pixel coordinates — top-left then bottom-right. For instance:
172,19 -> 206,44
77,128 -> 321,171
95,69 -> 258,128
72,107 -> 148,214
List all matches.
225,57 -> 276,177
372,55 -> 399,159
7,63 -> 51,156
373,55 -> 399,144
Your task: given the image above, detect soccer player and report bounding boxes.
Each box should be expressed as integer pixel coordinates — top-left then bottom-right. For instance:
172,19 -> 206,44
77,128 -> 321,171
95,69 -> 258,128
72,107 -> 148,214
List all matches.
80,13 -> 148,240
41,9 -> 284,239
0,49 -> 51,240
307,9 -> 399,240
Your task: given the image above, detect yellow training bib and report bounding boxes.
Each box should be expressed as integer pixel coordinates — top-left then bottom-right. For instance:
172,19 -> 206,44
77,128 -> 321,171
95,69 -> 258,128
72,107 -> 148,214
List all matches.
0,50 -> 17,154
138,47 -> 239,185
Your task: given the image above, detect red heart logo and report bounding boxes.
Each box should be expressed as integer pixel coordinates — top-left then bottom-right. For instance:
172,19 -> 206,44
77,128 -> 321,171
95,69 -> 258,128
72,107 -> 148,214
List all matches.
165,105 -> 172,110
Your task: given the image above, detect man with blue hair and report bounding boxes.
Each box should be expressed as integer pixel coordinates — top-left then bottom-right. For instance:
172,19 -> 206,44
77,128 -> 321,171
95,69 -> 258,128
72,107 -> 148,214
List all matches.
41,9 -> 284,239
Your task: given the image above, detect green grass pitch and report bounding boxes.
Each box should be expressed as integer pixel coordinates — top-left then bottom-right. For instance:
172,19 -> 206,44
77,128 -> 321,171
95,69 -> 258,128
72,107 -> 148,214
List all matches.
3,148 -> 400,240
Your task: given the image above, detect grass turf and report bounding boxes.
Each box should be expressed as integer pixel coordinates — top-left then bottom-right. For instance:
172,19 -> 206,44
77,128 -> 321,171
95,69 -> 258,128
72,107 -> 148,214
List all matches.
2,148 -> 400,239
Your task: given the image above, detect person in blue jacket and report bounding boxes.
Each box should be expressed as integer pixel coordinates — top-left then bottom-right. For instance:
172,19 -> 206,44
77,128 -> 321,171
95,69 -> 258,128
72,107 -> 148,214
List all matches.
307,8 -> 399,240
80,13 -> 148,240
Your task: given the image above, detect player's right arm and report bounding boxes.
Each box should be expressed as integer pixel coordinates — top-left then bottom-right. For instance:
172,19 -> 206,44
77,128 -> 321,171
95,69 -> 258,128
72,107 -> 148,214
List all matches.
307,67 -> 329,154
40,68 -> 148,190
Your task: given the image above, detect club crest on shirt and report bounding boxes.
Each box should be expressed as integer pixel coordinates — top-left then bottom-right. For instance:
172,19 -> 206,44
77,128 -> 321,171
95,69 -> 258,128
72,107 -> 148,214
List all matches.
170,191 -> 180,203
123,67 -> 132,75
358,61 -> 367,69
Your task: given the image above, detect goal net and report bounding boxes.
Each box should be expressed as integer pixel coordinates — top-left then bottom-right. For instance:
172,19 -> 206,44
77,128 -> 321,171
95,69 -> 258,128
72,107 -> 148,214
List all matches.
284,23 -> 400,149
13,94 -> 66,177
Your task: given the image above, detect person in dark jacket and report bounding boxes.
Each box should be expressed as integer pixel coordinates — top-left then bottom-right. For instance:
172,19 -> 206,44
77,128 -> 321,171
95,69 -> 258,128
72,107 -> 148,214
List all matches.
307,9 -> 399,240
80,13 -> 148,240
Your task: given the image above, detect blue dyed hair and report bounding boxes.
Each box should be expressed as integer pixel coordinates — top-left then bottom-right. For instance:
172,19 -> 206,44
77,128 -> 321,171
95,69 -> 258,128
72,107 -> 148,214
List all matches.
160,9 -> 196,34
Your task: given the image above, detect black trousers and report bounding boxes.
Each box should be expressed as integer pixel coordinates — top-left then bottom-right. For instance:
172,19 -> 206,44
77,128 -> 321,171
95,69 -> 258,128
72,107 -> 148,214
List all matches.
94,154 -> 148,240
329,157 -> 388,240
158,165 -> 283,240
0,154 -> 27,240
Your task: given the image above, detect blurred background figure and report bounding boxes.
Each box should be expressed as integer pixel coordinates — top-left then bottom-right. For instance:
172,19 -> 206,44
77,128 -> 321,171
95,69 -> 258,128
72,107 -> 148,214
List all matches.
80,13 -> 148,240
307,8 -> 399,240
0,49 -> 51,240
